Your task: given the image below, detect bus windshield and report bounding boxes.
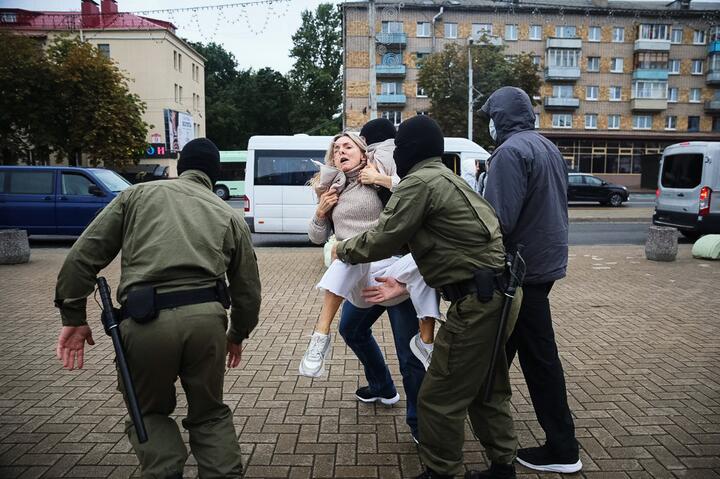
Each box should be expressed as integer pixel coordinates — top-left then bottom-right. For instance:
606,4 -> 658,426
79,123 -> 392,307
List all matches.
219,151 -> 247,196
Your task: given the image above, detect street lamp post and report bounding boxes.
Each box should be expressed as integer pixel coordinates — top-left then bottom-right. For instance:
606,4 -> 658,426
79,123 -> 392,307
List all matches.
468,36 -> 474,140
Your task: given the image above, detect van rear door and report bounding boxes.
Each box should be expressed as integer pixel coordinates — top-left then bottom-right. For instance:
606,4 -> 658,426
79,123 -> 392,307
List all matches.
253,150 -> 323,233
2,169 -> 57,234
658,150 -> 704,215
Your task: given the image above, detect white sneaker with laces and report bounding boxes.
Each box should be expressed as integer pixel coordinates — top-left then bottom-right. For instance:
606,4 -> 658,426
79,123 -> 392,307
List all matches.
299,332 -> 332,377
409,333 -> 432,371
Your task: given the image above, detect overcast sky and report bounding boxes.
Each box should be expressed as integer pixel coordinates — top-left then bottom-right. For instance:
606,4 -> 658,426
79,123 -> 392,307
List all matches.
2,0 -> 716,73
1,0 -> 337,73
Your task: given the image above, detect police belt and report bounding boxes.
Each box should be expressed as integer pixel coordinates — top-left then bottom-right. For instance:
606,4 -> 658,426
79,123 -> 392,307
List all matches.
439,268 -> 507,303
120,281 -> 231,322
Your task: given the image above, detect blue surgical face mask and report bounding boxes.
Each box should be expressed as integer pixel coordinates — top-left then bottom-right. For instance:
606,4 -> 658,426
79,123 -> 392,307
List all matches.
489,118 -> 497,142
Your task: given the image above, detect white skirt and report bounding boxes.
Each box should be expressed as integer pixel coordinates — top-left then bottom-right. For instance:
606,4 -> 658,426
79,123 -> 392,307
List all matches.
317,254 -> 441,319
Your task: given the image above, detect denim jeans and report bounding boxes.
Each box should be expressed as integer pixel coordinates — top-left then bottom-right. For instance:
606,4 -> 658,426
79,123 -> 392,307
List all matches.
338,298 -> 426,436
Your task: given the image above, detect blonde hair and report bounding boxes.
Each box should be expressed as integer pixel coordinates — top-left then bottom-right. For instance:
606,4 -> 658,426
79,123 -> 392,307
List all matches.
310,131 -> 368,189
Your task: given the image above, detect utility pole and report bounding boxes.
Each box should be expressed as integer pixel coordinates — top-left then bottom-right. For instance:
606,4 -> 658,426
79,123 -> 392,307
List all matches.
467,37 -> 473,140
368,0 -> 377,120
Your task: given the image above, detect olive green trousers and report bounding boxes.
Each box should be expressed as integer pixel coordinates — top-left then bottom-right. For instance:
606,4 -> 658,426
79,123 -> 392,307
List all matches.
118,302 -> 243,479
418,290 -> 522,476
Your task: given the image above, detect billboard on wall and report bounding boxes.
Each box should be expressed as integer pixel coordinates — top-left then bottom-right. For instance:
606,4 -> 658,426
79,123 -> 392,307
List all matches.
165,109 -> 194,152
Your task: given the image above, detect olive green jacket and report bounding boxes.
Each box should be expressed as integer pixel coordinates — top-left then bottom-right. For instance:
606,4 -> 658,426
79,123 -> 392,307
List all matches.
54,170 -> 261,344
336,158 -> 505,288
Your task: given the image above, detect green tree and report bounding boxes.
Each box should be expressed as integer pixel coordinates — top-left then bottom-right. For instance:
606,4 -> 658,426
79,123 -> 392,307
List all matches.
47,37 -> 148,167
418,40 -> 541,147
288,3 -> 342,134
0,34 -> 57,165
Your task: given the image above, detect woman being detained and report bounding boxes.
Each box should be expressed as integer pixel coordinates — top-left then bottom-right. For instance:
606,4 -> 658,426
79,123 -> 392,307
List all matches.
299,131 -> 440,378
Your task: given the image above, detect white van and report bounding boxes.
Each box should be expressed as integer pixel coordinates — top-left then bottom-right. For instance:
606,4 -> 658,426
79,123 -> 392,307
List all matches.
653,141 -> 720,240
244,135 -> 490,233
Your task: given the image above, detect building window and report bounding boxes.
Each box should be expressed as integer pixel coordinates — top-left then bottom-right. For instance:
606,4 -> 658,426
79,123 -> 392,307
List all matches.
668,87 -> 678,102
555,25 -> 577,38
444,22 -> 457,39
417,111 -> 428,116
585,114 -> 598,129
548,49 -> 580,67
178,53 -> 182,72
417,22 -> 431,37
711,26 -> 720,43
665,116 -> 677,130
173,51 -> 178,70
638,24 -> 670,40
382,21 -> 403,33
608,114 -> 620,129
689,88 -> 702,102
1,13 -> 18,23
381,81 -> 402,95
535,114 -> 540,128
671,27 -> 683,44
713,116 -> 720,132
588,26 -> 601,42
693,29 -> 706,44
552,85 -> 574,98
610,86 -> 622,101
97,43 -> 110,57
668,59 -> 680,74
587,57 -> 600,72
612,27 -> 625,42
529,25 -> 542,40
174,84 -> 178,102
633,81 -> 667,99
633,115 -> 652,129
552,114 -> 573,128
635,52 -> 669,70
178,85 -> 183,103
417,84 -> 427,97
691,59 -> 704,75
472,23 -> 493,36
711,54 -> 720,73
415,52 -> 429,67
381,110 -> 402,127
586,85 -> 599,101
505,24 -> 518,41
688,116 -> 700,131
531,55 -> 541,66
611,57 -> 624,73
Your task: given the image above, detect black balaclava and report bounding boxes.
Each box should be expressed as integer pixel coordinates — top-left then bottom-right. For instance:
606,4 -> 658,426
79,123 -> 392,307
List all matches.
393,115 -> 444,178
177,138 -> 221,186
360,118 -> 396,146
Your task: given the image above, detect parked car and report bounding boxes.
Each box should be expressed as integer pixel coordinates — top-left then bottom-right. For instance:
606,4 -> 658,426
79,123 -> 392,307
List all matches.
567,173 -> 629,207
0,166 -> 131,235
117,163 -> 169,184
653,141 -> 720,241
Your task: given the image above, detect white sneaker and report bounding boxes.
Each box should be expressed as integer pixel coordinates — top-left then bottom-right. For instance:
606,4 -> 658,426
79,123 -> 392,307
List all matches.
409,333 -> 432,371
299,332 -> 331,378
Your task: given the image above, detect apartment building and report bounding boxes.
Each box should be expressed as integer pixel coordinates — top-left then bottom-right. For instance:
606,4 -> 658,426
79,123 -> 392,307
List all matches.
0,0 -> 205,173
343,0 -> 720,188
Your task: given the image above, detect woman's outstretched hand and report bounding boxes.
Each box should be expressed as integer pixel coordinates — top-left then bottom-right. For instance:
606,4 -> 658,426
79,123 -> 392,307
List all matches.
316,188 -> 339,219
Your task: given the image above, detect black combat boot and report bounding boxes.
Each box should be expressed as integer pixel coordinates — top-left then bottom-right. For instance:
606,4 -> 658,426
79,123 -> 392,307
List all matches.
464,462 -> 516,479
413,467 -> 455,479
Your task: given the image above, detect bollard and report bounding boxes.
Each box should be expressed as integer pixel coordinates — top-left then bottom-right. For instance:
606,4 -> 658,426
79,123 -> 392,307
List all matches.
0,229 -> 31,265
645,226 -> 678,262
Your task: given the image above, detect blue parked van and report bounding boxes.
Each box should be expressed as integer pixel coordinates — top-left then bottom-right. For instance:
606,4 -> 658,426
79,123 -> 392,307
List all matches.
0,166 -> 132,235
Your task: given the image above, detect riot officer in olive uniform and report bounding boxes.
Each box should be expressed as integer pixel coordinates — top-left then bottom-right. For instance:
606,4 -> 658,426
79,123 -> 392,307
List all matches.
54,138 -> 261,478
334,116 -> 522,479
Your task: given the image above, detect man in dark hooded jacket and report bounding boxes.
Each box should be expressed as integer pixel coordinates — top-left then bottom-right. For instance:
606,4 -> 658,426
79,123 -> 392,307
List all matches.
334,115 -> 522,479
481,87 -> 581,474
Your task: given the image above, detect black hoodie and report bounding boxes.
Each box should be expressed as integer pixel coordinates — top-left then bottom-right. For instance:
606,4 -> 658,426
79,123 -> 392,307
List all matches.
481,87 -> 569,284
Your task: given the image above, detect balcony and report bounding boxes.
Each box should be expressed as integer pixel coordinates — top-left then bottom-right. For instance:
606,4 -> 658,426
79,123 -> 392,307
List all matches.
709,41 -> 720,54
376,64 -> 406,77
634,39 -> 671,51
708,70 -> 720,85
705,99 -> 720,112
631,98 -> 667,111
375,32 -> 406,47
544,66 -> 581,81
377,94 -> 406,105
633,69 -> 669,81
546,37 -> 582,49
544,97 -> 580,109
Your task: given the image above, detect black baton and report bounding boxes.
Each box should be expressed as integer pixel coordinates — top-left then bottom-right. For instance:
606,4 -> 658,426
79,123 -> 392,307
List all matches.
96,277 -> 148,443
483,246 -> 525,403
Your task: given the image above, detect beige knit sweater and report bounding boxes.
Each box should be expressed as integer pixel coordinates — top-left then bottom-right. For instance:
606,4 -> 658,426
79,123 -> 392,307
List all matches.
308,169 -> 384,244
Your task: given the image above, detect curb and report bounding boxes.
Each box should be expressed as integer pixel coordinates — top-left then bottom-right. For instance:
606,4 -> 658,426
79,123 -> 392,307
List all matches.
570,217 -> 651,223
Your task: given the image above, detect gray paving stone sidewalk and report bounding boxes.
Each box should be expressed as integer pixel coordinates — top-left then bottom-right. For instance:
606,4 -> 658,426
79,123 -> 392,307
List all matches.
0,245 -> 718,478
